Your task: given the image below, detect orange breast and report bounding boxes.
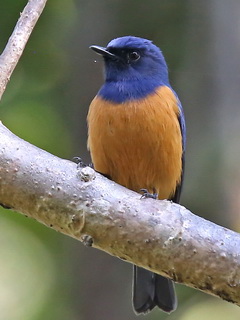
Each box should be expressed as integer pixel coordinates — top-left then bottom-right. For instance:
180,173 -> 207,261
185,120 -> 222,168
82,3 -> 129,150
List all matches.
87,86 -> 182,200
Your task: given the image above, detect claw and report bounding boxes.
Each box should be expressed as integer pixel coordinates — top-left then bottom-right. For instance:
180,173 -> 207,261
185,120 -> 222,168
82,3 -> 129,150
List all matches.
72,157 -> 92,169
140,188 -> 158,200
72,157 -> 85,166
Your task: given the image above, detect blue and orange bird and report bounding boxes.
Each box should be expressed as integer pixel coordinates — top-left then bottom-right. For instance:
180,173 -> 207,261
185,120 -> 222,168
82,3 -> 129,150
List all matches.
87,36 -> 186,314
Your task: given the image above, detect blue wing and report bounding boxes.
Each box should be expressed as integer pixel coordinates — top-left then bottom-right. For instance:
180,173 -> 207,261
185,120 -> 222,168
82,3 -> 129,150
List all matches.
171,92 -> 186,203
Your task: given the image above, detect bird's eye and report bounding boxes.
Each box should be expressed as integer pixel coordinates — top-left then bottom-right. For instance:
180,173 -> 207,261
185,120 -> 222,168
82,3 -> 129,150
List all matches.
128,51 -> 140,61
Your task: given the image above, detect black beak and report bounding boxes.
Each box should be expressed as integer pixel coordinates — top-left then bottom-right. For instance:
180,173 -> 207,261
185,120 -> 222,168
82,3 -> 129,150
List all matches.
90,45 -> 117,60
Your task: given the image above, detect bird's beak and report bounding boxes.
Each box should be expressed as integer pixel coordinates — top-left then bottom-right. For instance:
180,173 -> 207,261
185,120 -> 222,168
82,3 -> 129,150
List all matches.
90,45 -> 117,60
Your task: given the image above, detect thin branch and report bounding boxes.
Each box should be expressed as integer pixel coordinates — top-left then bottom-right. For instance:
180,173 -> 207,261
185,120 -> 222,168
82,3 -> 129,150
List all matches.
0,0 -> 47,100
0,122 -> 239,306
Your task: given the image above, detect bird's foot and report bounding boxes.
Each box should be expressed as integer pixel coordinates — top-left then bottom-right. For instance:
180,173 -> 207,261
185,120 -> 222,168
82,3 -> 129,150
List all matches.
140,188 -> 158,200
72,157 -> 93,169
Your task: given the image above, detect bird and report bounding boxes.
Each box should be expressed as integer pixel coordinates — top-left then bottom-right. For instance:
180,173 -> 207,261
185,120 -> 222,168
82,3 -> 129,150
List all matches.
87,36 -> 186,315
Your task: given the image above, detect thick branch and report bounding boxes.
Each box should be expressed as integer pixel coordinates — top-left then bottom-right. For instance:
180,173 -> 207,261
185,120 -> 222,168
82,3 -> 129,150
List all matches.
0,122 -> 239,306
0,0 -> 47,100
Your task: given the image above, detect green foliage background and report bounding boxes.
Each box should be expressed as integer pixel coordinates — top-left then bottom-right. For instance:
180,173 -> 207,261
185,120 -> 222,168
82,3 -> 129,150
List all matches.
0,1 -> 239,319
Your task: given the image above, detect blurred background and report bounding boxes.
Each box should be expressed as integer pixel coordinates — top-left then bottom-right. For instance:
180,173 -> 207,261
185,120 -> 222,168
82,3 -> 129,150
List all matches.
0,0 -> 240,319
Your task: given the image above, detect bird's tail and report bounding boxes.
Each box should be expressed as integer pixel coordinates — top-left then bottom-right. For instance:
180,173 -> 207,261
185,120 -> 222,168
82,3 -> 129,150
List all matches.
132,265 -> 177,314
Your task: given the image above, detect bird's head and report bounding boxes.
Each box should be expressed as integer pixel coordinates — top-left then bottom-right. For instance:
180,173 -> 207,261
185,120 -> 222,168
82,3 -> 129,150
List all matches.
90,36 -> 169,85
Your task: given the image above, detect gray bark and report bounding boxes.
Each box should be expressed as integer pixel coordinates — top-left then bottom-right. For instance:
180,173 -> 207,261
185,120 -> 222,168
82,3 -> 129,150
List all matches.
0,122 -> 239,306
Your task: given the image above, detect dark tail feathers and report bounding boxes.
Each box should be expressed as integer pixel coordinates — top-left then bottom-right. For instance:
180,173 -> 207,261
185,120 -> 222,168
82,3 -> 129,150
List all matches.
133,265 -> 177,314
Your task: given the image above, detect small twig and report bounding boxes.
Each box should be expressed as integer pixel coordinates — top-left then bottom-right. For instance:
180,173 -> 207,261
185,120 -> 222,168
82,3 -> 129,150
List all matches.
0,0 -> 47,100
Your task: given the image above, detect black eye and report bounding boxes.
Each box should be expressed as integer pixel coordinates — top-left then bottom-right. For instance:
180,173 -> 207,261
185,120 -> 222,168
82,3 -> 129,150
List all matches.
128,51 -> 140,61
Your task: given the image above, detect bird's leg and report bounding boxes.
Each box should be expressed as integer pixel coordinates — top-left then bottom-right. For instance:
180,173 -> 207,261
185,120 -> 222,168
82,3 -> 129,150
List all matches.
140,188 -> 158,200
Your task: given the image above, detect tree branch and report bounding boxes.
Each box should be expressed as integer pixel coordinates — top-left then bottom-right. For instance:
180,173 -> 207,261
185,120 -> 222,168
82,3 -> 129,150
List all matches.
0,0 -> 47,100
0,122 -> 239,306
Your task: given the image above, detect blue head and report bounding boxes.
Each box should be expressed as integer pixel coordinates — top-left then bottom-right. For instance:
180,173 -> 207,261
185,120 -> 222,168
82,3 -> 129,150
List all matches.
90,36 -> 170,103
